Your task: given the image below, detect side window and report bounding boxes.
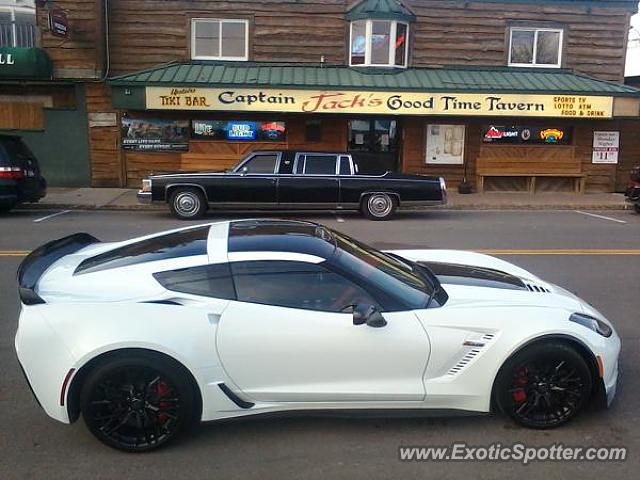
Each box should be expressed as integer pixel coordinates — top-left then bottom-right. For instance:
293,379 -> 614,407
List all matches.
303,155 -> 338,175
242,154 -> 279,174
339,156 -> 352,175
154,263 -> 236,299
76,226 -> 210,274
231,260 -> 379,312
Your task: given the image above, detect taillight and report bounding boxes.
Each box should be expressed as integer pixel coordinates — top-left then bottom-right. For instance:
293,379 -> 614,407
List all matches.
0,166 -> 24,179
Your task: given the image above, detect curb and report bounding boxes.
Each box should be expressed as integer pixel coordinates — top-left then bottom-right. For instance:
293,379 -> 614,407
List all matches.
19,202 -> 631,212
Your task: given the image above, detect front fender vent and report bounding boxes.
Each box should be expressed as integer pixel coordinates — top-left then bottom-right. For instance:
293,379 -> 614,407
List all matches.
447,333 -> 496,376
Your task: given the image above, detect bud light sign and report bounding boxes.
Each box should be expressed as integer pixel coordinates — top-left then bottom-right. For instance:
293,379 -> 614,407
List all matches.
227,122 -> 257,140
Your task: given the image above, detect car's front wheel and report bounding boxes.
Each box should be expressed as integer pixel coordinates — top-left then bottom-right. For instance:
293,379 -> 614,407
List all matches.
361,193 -> 397,221
80,352 -> 199,452
494,341 -> 593,429
169,188 -> 207,220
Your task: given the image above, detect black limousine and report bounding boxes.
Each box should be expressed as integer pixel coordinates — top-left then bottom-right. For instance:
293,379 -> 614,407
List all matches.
138,150 -> 447,220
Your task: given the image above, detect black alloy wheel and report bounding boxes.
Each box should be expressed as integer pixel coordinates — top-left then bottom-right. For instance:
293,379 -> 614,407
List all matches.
81,354 -> 198,452
495,342 -> 592,429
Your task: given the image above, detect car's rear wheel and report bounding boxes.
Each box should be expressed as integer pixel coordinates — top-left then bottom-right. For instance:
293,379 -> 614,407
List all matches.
494,341 -> 592,429
361,193 -> 397,221
80,353 -> 198,452
169,188 -> 207,220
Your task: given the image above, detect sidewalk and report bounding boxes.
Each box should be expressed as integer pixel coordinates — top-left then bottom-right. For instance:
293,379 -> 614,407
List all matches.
22,187 -> 631,211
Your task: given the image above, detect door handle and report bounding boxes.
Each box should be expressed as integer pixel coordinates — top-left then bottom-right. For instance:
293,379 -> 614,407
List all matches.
208,313 -> 221,325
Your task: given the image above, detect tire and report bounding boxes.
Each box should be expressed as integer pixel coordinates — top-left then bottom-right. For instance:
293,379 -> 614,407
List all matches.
169,188 -> 207,220
634,202 -> 640,214
361,193 -> 397,221
80,352 -> 199,452
494,341 -> 592,429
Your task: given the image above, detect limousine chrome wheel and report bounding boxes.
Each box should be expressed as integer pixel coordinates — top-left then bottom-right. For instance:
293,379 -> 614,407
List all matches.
362,193 -> 397,221
169,188 -> 207,220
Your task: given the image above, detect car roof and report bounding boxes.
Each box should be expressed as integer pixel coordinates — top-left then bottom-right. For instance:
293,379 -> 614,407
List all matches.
72,220 -> 337,276
228,219 -> 336,260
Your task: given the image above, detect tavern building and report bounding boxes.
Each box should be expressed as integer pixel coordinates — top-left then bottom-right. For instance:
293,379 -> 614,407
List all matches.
1,0 -> 640,193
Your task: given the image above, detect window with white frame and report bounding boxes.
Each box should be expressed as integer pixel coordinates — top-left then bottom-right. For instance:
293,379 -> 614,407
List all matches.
508,27 -> 563,68
350,19 -> 409,67
191,18 -> 249,61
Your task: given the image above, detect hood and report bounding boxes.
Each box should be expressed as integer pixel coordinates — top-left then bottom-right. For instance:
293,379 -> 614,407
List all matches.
388,250 -> 586,313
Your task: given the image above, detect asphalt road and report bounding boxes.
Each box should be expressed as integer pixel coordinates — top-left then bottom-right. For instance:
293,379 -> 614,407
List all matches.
0,208 -> 639,480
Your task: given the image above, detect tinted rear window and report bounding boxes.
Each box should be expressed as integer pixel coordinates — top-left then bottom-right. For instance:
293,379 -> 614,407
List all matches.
75,226 -> 210,274
0,137 -> 37,167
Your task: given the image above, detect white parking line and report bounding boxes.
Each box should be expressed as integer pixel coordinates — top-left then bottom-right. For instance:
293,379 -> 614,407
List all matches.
33,210 -> 71,223
336,216 -> 345,223
574,210 -> 627,224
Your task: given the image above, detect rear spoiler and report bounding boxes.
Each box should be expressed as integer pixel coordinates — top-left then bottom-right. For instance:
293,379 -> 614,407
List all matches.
17,233 -> 100,305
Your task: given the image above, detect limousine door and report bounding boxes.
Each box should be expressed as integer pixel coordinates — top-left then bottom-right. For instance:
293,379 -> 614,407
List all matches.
207,152 -> 279,204
277,153 -> 340,206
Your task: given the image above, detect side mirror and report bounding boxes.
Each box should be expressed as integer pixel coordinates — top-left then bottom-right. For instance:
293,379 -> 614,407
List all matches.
352,304 -> 387,328
240,166 -> 248,175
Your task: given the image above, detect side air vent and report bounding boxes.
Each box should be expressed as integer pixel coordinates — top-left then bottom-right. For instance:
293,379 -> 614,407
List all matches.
447,333 -> 497,377
447,349 -> 481,376
524,282 -> 551,293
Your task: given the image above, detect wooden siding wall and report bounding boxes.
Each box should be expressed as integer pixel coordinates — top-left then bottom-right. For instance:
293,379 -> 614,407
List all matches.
47,0 -> 628,81
36,1 -> 104,78
409,1 -> 630,82
402,118 -> 639,192
86,84 -> 122,186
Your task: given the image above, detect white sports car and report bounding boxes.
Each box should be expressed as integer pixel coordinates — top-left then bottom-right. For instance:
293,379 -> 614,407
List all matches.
15,220 -> 620,452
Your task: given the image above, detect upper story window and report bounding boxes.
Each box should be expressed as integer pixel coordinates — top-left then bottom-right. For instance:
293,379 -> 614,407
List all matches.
350,19 -> 409,67
191,18 -> 249,61
508,27 -> 563,68
0,5 -> 37,48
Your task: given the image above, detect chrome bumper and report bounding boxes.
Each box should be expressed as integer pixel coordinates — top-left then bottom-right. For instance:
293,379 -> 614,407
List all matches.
137,191 -> 152,204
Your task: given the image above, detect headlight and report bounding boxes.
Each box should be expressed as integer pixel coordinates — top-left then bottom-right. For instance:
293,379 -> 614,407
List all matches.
569,313 -> 612,337
141,179 -> 152,192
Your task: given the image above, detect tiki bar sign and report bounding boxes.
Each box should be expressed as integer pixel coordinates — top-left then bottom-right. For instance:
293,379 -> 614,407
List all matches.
145,87 -> 614,118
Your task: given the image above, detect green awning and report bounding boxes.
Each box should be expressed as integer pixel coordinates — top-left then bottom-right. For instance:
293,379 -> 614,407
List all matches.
109,62 -> 640,97
346,0 -> 416,22
0,47 -> 53,80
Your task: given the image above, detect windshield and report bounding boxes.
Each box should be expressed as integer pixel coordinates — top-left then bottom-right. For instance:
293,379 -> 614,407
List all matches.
329,229 -> 437,310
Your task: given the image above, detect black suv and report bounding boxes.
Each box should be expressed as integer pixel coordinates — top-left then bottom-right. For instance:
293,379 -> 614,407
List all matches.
0,135 -> 47,213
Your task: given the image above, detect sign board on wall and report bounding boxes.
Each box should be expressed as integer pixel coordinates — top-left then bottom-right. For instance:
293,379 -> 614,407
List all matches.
121,117 -> 189,151
145,87 -> 614,118
482,126 -> 571,145
192,120 -> 286,142
592,131 -> 620,164
426,124 -> 465,165
48,8 -> 69,39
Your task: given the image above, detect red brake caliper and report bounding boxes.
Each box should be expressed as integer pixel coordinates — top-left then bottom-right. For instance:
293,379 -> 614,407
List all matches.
156,381 -> 170,423
512,367 -> 528,403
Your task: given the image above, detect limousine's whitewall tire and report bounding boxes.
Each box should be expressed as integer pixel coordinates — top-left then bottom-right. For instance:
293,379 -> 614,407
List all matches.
169,188 -> 207,220
362,193 -> 397,221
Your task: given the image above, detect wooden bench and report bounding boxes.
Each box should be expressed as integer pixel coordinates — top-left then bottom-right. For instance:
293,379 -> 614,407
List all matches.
476,145 -> 586,193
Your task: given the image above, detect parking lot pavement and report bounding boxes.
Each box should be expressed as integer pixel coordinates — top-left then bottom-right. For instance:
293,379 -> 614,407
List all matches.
1,209 -> 639,480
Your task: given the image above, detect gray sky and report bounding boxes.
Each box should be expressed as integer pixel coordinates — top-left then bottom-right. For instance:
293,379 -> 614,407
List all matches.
626,6 -> 640,76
